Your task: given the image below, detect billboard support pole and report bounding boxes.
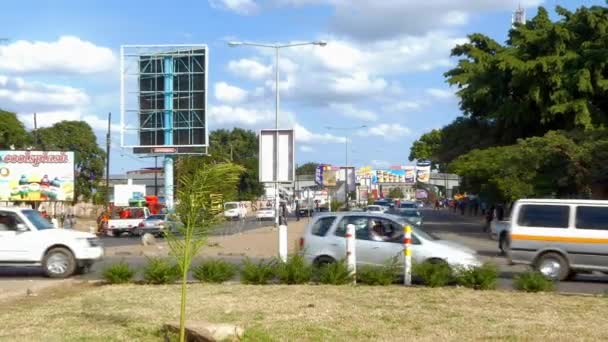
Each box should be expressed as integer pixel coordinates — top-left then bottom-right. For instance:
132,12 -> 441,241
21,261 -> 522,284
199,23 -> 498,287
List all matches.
163,56 -> 175,211
105,112 -> 111,215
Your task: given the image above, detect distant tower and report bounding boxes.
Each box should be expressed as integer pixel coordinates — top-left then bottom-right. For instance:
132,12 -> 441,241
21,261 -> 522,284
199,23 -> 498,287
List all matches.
512,4 -> 526,27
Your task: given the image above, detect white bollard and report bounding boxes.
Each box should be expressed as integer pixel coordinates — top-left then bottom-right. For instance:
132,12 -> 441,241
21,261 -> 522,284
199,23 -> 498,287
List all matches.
346,223 -> 356,283
279,224 -> 288,262
403,224 -> 412,286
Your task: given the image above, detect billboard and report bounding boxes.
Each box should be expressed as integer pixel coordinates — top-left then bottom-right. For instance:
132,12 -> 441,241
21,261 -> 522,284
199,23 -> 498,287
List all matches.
113,184 -> 146,207
416,161 -> 431,183
121,45 -> 208,154
0,151 -> 75,202
259,129 -> 295,183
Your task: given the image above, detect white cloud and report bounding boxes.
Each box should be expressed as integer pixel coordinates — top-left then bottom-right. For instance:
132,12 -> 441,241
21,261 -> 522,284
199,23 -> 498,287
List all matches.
357,123 -> 411,140
228,58 -> 272,79
209,0 -> 259,15
294,123 -> 345,143
426,88 -> 455,100
270,0 -> 543,40
227,32 -> 465,107
0,74 -> 89,113
214,82 -> 248,104
328,103 -> 377,121
300,145 -> 314,152
209,105 -> 272,125
0,36 -> 116,74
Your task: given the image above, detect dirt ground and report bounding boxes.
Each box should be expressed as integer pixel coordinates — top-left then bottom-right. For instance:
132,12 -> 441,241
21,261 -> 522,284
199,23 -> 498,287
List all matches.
103,219 -> 309,259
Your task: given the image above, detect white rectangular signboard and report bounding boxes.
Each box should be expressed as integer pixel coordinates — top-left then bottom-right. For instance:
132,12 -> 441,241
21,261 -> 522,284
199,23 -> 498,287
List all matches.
259,129 -> 294,183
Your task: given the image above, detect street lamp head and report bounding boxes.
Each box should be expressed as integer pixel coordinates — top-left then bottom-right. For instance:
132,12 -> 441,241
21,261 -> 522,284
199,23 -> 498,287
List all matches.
314,40 -> 327,47
228,41 -> 243,47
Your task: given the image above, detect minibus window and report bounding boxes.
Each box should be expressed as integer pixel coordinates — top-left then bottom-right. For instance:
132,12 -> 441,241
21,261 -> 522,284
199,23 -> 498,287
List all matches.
517,205 -> 569,228
576,206 -> 608,230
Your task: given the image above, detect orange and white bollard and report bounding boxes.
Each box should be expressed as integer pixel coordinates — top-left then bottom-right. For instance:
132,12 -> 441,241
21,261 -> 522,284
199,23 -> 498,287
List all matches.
403,224 -> 412,285
346,223 -> 356,283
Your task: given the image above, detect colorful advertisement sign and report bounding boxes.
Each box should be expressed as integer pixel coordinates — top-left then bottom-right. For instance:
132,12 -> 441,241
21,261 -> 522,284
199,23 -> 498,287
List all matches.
416,161 -> 431,183
0,151 -> 75,202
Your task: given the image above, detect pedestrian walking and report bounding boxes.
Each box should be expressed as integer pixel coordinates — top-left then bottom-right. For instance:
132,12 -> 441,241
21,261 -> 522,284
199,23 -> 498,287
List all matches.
295,200 -> 301,221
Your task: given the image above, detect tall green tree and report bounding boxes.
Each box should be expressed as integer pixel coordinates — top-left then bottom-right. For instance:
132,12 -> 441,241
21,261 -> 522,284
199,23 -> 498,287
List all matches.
296,162 -> 319,175
36,121 -> 105,202
408,129 -> 442,170
0,110 -> 31,149
207,128 -> 263,200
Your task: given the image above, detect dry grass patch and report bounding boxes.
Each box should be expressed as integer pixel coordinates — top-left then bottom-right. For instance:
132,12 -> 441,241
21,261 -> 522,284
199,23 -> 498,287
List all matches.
1,284 -> 607,341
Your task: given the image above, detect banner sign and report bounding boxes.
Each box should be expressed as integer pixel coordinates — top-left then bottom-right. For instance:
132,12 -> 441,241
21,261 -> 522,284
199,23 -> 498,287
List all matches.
0,151 -> 75,202
416,161 -> 431,183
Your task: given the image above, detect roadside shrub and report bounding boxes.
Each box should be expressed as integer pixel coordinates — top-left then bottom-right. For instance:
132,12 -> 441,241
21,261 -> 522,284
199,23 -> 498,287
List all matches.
412,261 -> 454,287
276,255 -> 313,284
514,272 -> 555,292
142,258 -> 181,285
316,259 -> 354,285
455,263 -> 499,290
240,258 -> 277,285
357,258 -> 400,286
102,262 -> 136,284
192,259 -> 237,283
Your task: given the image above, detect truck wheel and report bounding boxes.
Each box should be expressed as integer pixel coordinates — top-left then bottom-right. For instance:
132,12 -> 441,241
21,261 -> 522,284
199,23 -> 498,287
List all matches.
535,252 -> 569,281
43,247 -> 76,278
113,231 -> 122,238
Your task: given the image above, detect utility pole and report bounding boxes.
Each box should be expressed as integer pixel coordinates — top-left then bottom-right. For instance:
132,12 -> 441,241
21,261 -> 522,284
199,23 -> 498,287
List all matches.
33,112 -> 38,146
105,112 -> 111,214
154,156 -> 158,196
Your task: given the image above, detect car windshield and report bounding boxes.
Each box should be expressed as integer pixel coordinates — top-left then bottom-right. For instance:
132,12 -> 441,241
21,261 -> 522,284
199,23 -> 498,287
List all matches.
147,215 -> 165,220
23,210 -> 54,230
400,210 -> 420,217
224,203 -> 238,209
400,203 -> 416,208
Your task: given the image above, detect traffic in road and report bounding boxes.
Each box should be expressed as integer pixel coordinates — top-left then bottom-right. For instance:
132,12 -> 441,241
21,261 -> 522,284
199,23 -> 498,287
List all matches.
2,209 -> 607,294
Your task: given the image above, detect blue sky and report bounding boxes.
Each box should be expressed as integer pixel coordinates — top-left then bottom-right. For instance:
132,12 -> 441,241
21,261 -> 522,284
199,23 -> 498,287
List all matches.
0,0 -> 601,173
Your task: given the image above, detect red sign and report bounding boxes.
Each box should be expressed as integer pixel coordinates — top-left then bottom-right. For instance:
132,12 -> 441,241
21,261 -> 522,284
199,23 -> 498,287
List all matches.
152,147 -> 177,153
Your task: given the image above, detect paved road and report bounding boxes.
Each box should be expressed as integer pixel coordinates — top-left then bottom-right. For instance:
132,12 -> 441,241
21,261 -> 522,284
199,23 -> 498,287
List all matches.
422,208 -> 608,294
2,210 -> 607,294
99,216 -> 273,248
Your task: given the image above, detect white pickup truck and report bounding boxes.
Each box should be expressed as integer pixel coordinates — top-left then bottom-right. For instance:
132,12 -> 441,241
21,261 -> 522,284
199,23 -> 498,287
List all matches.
106,207 -> 150,237
0,207 -> 103,278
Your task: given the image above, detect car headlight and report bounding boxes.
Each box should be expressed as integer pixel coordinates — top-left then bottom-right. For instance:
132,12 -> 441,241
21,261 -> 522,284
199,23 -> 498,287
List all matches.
86,237 -> 102,247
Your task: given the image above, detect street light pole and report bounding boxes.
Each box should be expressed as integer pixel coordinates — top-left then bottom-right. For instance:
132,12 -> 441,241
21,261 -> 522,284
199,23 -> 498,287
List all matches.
326,125 -> 366,210
229,39 -> 327,257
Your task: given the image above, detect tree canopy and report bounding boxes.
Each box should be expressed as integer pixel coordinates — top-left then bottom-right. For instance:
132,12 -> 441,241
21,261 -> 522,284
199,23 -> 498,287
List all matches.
0,110 -> 31,149
296,162 -> 319,175
36,120 -> 106,202
410,4 -> 608,202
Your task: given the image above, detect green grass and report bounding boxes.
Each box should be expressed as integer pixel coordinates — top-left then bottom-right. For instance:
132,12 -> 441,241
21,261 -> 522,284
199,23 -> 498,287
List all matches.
2,284 -> 608,341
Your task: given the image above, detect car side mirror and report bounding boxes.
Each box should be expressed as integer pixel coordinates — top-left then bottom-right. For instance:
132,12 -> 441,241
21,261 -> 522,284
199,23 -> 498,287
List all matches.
16,223 -> 28,232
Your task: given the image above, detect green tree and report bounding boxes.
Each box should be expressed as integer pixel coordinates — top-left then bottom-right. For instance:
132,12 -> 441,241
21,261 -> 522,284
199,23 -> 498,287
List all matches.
296,162 -> 319,175
408,129 -> 442,170
388,187 -> 404,199
168,161 -> 244,342
207,128 -> 263,200
0,110 -> 31,149
36,121 -> 105,202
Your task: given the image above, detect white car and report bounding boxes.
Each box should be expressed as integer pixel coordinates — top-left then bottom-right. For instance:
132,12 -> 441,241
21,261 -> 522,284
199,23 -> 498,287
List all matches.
365,205 -> 386,213
0,207 -> 104,278
256,207 -> 275,221
224,202 -> 246,220
300,212 -> 481,270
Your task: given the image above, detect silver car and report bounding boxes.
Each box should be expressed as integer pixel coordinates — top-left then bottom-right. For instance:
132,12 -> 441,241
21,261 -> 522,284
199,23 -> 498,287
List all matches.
386,208 -> 423,226
300,212 -> 480,269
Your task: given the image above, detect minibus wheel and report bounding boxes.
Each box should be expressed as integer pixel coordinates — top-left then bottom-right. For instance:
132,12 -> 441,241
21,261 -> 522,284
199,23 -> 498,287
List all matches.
536,252 -> 569,281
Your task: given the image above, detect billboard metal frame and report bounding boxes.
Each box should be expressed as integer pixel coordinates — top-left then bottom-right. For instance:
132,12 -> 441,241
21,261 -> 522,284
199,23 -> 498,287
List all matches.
120,44 -> 208,156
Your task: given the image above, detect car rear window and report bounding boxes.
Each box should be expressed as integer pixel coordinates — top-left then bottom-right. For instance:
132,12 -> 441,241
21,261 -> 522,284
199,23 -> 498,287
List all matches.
310,216 -> 336,236
517,205 -> 569,228
576,206 -> 608,230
